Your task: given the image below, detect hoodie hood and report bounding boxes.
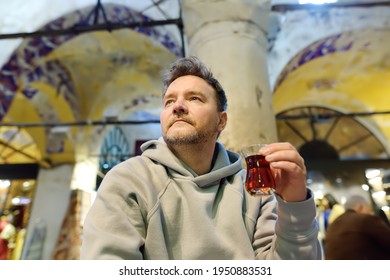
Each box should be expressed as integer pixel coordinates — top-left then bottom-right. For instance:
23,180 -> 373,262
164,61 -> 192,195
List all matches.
141,137 -> 243,188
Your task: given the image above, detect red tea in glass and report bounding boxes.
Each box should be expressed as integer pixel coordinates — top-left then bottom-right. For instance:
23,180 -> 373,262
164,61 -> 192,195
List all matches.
244,154 -> 275,196
241,144 -> 276,196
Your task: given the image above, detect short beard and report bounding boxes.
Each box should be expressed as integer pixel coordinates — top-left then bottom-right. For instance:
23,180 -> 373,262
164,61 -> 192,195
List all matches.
163,131 -> 209,146
163,121 -> 218,146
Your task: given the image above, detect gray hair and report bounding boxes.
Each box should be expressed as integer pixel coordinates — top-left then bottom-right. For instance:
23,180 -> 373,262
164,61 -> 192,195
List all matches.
162,56 -> 227,112
344,195 -> 369,210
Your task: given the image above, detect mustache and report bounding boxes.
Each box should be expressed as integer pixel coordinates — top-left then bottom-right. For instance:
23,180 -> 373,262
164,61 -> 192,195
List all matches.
168,115 -> 194,127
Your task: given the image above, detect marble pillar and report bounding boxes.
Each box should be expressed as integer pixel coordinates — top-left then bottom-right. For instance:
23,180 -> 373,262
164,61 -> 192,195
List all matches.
181,0 -> 277,152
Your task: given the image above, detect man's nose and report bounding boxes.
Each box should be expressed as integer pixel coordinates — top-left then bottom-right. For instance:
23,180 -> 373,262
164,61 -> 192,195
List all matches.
172,99 -> 188,114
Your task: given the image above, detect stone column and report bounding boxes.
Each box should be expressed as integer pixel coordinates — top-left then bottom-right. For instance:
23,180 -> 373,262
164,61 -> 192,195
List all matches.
23,164 -> 74,259
181,0 -> 277,152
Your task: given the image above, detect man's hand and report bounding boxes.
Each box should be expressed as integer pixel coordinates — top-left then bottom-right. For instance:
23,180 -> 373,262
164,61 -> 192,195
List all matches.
260,142 -> 307,202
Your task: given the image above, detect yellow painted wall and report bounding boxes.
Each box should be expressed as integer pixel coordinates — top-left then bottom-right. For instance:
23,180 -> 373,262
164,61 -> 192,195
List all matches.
273,29 -> 390,143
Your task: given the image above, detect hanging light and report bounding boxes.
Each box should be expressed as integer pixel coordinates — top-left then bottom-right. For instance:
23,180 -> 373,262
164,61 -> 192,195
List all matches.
0,179 -> 11,189
365,168 -> 381,179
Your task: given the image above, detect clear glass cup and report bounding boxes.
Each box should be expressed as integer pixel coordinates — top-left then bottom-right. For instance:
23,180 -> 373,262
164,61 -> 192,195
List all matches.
241,144 -> 276,196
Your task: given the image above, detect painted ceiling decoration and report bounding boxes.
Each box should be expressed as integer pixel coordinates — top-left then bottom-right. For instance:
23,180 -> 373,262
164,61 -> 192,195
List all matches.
0,3 -> 181,121
1,1 -> 390,168
0,2 -> 181,166
274,31 -> 353,90
273,28 -> 390,159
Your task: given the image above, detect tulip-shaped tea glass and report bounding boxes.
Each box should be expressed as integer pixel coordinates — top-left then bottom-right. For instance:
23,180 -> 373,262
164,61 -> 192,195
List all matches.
241,144 -> 276,196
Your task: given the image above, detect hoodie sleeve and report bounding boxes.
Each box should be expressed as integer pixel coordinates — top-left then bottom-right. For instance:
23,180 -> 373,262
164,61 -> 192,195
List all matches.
253,189 -> 322,260
80,163 -> 147,260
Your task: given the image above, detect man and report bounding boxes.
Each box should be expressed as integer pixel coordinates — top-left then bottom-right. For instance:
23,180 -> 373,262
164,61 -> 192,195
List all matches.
325,195 -> 390,259
80,56 -> 321,260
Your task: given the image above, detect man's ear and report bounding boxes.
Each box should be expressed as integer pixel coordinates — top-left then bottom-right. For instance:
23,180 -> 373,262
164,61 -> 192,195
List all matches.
217,111 -> 227,132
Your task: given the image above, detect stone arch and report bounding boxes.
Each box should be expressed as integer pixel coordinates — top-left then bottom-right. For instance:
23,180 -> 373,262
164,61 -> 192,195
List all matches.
0,3 -> 180,165
273,28 -> 390,159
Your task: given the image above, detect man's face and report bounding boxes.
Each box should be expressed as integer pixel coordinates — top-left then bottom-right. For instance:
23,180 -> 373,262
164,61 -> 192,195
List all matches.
160,75 -> 226,146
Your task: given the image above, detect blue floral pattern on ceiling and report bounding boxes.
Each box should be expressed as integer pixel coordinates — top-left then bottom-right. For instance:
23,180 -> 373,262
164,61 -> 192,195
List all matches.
0,3 -> 181,121
274,32 -> 355,90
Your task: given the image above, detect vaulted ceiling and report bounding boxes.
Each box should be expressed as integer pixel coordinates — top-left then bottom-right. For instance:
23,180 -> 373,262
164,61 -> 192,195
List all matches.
0,1 -> 180,167
1,0 -> 390,168
274,28 -> 390,160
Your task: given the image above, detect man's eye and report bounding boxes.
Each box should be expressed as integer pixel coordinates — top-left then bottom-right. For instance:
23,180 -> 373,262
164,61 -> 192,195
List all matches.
190,96 -> 201,101
164,100 -> 174,106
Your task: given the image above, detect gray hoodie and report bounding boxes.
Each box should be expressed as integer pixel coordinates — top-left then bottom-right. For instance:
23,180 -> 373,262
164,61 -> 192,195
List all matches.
80,138 -> 321,259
